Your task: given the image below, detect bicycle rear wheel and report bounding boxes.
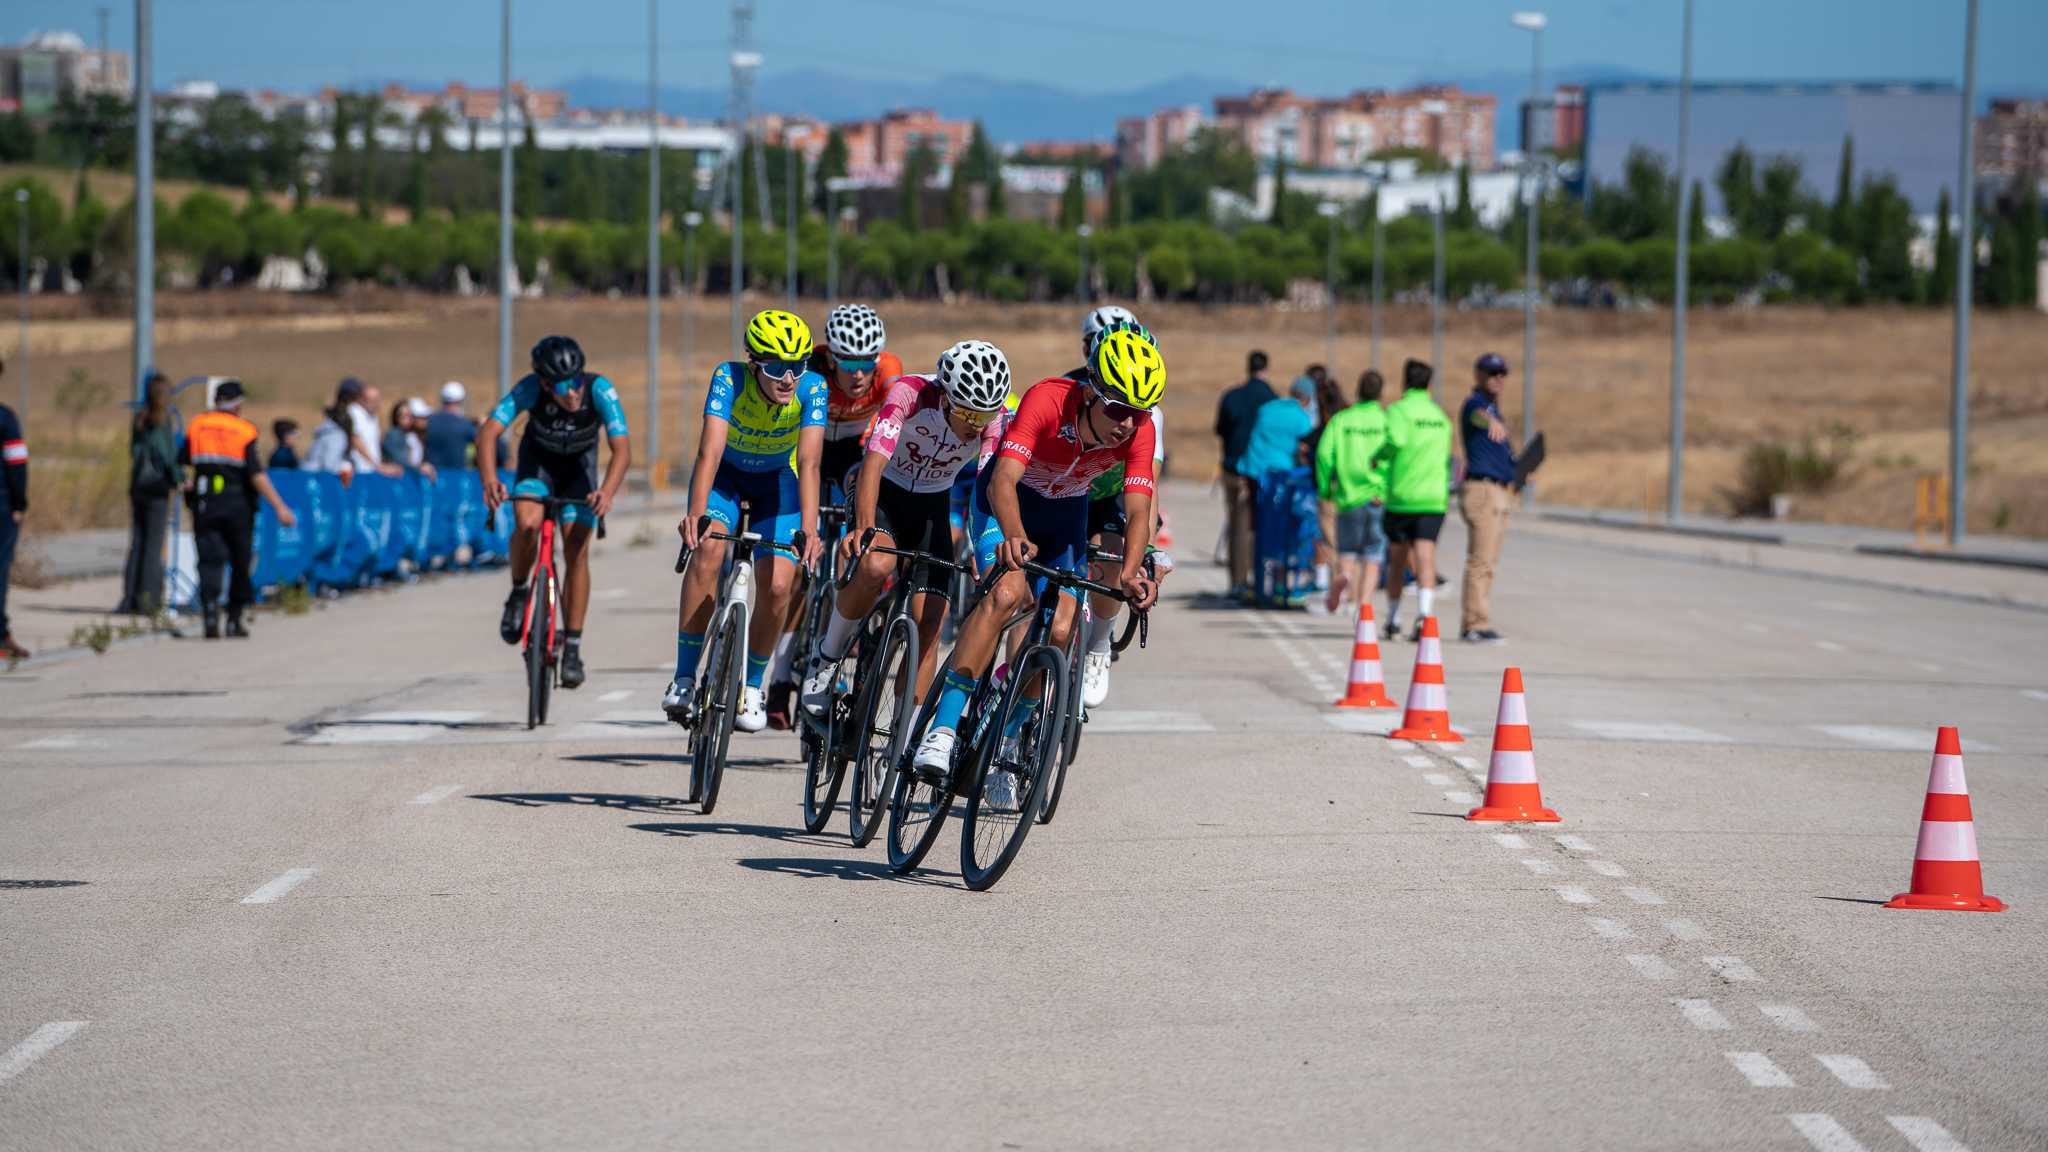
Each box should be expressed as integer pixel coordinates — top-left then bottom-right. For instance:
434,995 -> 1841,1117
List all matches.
850,613 -> 916,848
960,645 -> 1065,891
525,577 -> 554,730
801,641 -> 861,834
695,603 -> 746,814
886,696 -> 954,873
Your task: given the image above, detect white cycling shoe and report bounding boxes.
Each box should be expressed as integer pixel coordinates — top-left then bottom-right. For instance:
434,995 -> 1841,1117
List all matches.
800,661 -> 838,717
736,686 -> 768,732
1081,650 -> 1112,709
912,726 -> 956,783
982,767 -> 1022,814
662,677 -> 694,724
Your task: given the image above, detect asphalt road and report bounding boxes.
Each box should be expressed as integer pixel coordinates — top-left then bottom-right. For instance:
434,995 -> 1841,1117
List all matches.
3,481 -> 2044,1151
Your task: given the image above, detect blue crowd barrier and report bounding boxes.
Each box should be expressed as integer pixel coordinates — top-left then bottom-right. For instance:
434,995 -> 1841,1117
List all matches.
252,465 -> 517,599
1252,466 -> 1319,605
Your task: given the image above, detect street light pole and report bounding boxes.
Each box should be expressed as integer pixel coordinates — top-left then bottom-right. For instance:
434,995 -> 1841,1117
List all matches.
1370,184 -> 1383,374
645,0 -> 661,477
497,0 -> 513,403
1514,10 -> 1547,465
1431,190 -> 1445,379
784,140 -> 797,306
1317,201 -> 1340,368
15,189 -> 26,415
729,49 -> 760,356
1948,0 -> 1978,546
1076,223 -> 1093,301
132,0 -> 153,401
681,209 -> 701,461
1667,0 -> 1694,523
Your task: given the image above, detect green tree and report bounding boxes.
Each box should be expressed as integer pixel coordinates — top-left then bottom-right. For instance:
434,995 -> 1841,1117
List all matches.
1828,134 -> 1854,246
404,154 -> 430,222
813,127 -> 848,215
1450,163 -> 1476,230
1929,187 -> 1955,307
1716,143 -> 1756,237
1268,152 -> 1289,227
514,108 -> 542,221
1855,175 -> 1916,303
944,164 -> 970,232
1059,160 -> 1087,230
0,110 -> 33,162
898,141 -> 937,232
1687,180 -> 1707,244
986,167 -> 1008,219
1754,156 -> 1807,242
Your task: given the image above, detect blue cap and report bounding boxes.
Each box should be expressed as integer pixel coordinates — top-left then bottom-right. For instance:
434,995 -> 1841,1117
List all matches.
1476,353 -> 1509,376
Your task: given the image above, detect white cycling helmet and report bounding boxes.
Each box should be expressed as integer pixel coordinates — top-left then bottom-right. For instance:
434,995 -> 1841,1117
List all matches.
824,303 -> 886,359
936,340 -> 1012,413
1081,305 -> 1138,343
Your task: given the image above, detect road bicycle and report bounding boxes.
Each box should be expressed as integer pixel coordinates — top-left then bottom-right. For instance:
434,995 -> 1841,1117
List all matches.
803,529 -> 965,843
886,558 -> 1143,891
672,505 -> 801,815
790,502 -> 851,757
493,496 -> 603,730
1042,546 -> 1152,824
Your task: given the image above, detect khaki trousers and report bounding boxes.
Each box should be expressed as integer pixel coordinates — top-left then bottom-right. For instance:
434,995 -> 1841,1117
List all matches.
1458,480 -> 1514,632
1224,473 -> 1256,589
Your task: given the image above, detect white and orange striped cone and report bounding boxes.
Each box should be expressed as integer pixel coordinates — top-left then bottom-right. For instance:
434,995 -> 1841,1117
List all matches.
1154,508 -> 1173,549
1467,668 -> 1559,822
1333,600 -> 1398,709
1886,726 -> 2004,912
1389,616 -> 1462,743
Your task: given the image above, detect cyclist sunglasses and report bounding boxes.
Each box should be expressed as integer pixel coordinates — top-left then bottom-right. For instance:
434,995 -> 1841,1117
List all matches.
753,358 -> 808,381
834,356 -> 878,373
950,404 -> 1001,428
1088,383 -> 1147,424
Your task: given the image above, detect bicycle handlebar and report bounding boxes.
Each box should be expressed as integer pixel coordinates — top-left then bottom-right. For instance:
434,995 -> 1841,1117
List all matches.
836,526 -> 967,589
675,515 -> 809,574
1015,557 -> 1152,653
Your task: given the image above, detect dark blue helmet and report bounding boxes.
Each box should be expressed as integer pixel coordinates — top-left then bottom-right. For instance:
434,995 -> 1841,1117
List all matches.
531,336 -> 586,385
1475,352 -> 1509,376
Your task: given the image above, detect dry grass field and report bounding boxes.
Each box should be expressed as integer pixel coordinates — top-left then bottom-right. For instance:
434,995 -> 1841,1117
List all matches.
10,291 -> 2048,538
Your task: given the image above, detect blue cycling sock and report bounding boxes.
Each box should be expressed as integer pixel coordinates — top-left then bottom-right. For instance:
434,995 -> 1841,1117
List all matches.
746,651 -> 771,689
1002,697 -> 1040,742
675,631 -> 705,680
930,669 -> 978,733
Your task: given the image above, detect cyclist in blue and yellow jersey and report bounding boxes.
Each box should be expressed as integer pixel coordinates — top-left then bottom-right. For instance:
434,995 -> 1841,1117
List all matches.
479,335 -> 633,690
665,309 -> 828,732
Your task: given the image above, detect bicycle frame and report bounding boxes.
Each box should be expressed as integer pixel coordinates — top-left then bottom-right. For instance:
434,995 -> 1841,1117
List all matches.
505,496 -> 603,651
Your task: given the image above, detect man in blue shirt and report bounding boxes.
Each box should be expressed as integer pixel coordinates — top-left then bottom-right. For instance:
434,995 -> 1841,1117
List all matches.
1458,353 -> 1519,644
423,381 -> 480,472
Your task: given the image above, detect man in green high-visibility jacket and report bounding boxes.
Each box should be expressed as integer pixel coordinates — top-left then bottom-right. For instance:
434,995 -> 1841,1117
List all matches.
1373,359 -> 1455,641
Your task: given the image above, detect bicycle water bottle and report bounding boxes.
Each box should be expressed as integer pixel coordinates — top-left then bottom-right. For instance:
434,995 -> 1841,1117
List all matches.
730,560 -> 753,607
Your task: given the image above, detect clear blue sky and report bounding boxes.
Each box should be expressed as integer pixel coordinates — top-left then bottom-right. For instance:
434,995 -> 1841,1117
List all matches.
5,0 -> 2040,98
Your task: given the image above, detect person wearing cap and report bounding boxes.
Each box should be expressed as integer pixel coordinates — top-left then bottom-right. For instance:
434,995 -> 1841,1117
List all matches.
1373,359 -> 1454,641
178,379 -> 297,639
424,381 -> 479,473
1458,353 -> 1519,643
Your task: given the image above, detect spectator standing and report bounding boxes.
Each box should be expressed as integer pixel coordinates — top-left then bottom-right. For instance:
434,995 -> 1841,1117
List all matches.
269,419 -> 301,470
1375,359 -> 1454,641
1213,350 -> 1275,599
1458,353 -> 1519,643
0,358 -> 27,661
179,380 -> 296,639
118,371 -> 181,615
1314,369 -> 1389,615
383,398 -> 436,479
303,379 -> 396,481
1302,364 -> 1345,604
423,381 -> 478,472
351,383 -> 387,474
380,400 -> 412,473
1243,376 -> 1316,481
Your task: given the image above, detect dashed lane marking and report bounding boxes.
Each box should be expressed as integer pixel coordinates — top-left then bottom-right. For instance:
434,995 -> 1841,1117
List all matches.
358,711 -> 486,724
1322,713 -> 1398,735
1586,859 -> 1629,878
1625,954 -> 1673,980
597,689 -> 633,703
241,868 -> 316,905
1387,738 -> 1413,750
1443,790 -> 1475,805
1587,917 -> 1632,939
1761,1004 -> 1818,1032
1665,919 -> 1707,941
1727,1051 -> 1796,1088
17,733 -> 99,750
1491,834 -> 1526,850
1452,755 -> 1480,771
1888,1116 -> 1971,1152
0,1022 -> 86,1086
1083,710 -> 1217,734
1556,886 -> 1597,905
1675,999 -> 1732,1031
1814,640 -> 1847,653
1704,956 -> 1761,982
1520,858 -> 1557,875
1815,725 -> 1997,752
1571,720 -> 1734,744
302,725 -> 431,745
1621,887 -> 1667,906
2024,689 -> 2048,703
1403,755 -> 1434,768
1555,834 -> 1598,852
1787,1114 -> 1871,1152
1424,773 -> 1453,786
408,784 -> 464,805
1815,1054 -> 1888,1091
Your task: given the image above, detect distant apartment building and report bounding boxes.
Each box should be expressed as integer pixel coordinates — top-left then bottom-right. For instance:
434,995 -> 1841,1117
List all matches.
1517,84 -> 1585,157
1008,140 -> 1114,163
0,30 -> 130,114
1115,105 -> 1205,170
1122,85 -> 1496,173
1977,99 -> 2048,180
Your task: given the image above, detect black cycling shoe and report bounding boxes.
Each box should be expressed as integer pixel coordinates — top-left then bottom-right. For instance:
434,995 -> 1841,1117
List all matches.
498,585 -> 529,645
224,614 -> 250,639
558,644 -> 586,688
202,609 -> 221,640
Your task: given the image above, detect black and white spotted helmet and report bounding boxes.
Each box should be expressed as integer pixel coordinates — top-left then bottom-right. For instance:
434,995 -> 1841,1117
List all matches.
824,303 -> 886,358
936,340 -> 1011,413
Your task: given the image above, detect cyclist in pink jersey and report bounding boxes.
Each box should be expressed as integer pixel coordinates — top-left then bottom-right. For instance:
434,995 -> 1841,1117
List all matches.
800,341 -> 1013,717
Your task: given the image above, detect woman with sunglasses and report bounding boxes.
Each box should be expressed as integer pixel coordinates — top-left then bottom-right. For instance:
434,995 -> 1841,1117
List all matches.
799,340 -> 1014,719
909,329 -> 1167,804
665,309 -> 829,734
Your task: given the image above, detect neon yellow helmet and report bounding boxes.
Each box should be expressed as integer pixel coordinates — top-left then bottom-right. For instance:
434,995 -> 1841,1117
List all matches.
1090,328 -> 1166,410
745,309 -> 814,360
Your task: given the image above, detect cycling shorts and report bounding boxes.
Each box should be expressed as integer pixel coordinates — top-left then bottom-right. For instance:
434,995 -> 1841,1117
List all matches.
873,479 -> 954,594
705,460 -> 803,547
820,434 -> 866,504
1382,511 -> 1445,544
513,450 -> 598,526
970,465 -> 1088,598
1087,492 -> 1127,539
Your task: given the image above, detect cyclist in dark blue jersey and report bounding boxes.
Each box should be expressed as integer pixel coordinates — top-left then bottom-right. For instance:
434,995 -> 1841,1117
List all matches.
479,335 -> 632,689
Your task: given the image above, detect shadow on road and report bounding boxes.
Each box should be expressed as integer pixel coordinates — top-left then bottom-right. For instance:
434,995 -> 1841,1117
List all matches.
471,791 -> 694,813
735,856 -> 948,885
0,879 -> 90,890
562,752 -> 690,768
628,820 -> 842,850
1815,895 -> 1892,907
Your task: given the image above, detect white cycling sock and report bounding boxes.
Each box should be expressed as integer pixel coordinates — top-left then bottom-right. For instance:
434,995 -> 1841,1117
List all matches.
770,631 -> 797,682
1314,563 -> 1330,589
1418,586 -> 1436,620
1086,608 -> 1119,655
821,607 -> 862,662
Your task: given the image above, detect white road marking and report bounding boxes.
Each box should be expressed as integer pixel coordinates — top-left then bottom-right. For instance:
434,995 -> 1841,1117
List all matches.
1815,1054 -> 1888,1090
1815,725 -> 1998,752
1557,886 -> 1597,905
1491,833 -> 1527,850
357,710 -> 485,724
18,734 -> 94,750
1387,738 -> 1413,750
1586,859 -> 1629,878
1742,622 -> 1768,634
1520,858 -> 1557,875
1621,887 -> 1667,905
1403,755 -> 1434,768
1760,1004 -> 1818,1033
1664,919 -> 1707,941
0,1022 -> 86,1086
1423,773 -> 1453,786
1888,1116 -> 1970,1152
2023,689 -> 2048,703
596,587 -> 628,600
597,689 -> 633,703
1323,713 -> 1398,735
1443,791 -> 1476,805
1918,662 -> 1944,673
241,868 -> 316,905
1814,640 -> 1847,653
408,784 -> 464,805
1587,917 -> 1632,939
1452,755 -> 1480,771
1675,999 -> 1732,1031
1726,1051 -> 1795,1088
1625,954 -> 1673,979
1704,956 -> 1761,982
1083,710 -> 1218,734
1572,720 -> 1734,744
303,725 -> 430,745
1554,834 -> 1598,852
1787,1114 -> 1872,1152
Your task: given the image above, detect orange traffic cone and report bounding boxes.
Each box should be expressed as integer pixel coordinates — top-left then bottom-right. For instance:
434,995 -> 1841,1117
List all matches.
1467,668 -> 1559,822
1886,727 -> 2004,912
1389,616 -> 1462,743
1333,600 -> 1398,709
1154,508 -> 1173,549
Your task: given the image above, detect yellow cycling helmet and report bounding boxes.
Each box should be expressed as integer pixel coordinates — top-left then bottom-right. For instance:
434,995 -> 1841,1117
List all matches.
1090,328 -> 1166,410
745,309 -> 814,361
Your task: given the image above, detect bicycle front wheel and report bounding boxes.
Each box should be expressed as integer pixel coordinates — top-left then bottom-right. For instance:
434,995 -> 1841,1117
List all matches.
886,694 -> 953,874
961,644 -> 1066,891
801,642 -> 861,834
850,613 -> 916,848
695,603 -> 746,814
525,577 -> 554,730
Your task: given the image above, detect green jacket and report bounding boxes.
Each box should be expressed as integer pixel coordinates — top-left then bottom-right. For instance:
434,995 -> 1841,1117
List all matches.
1375,389 -> 1453,514
1313,402 -> 1388,509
